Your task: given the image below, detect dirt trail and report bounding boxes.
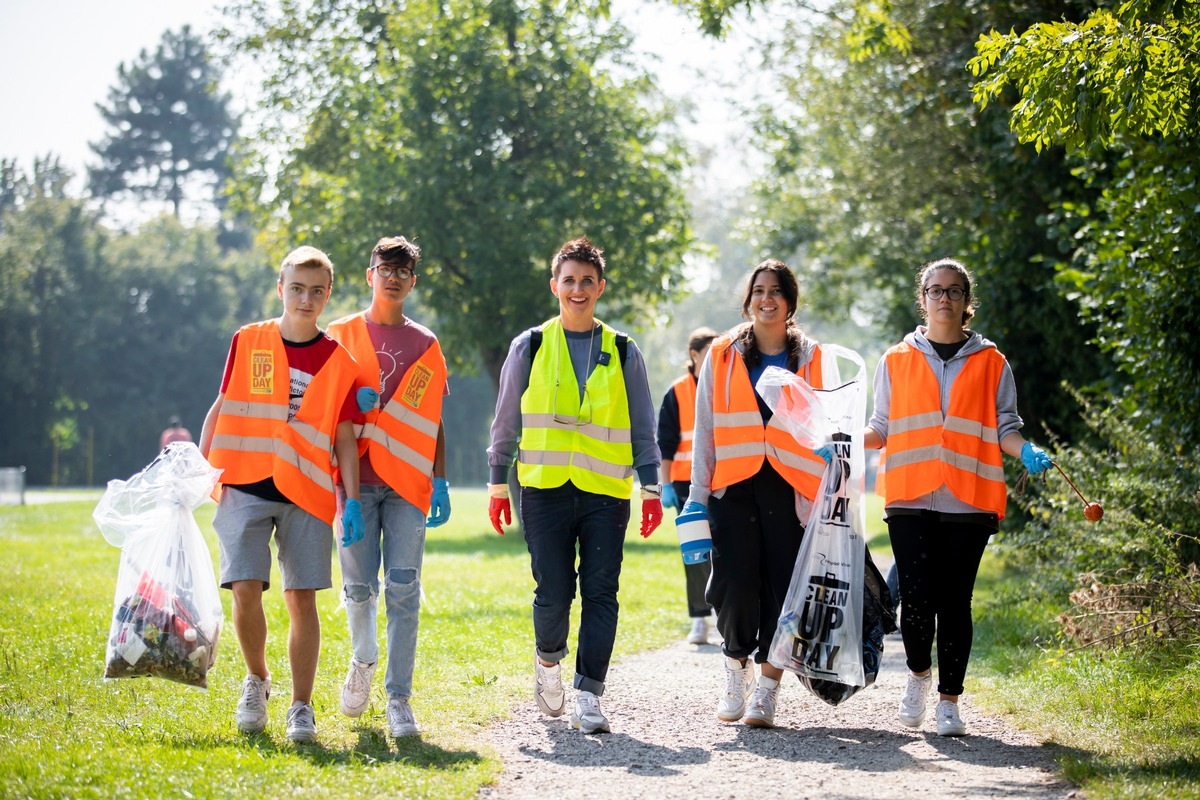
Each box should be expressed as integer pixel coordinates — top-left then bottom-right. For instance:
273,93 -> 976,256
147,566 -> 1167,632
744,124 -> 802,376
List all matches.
477,632 -> 1079,800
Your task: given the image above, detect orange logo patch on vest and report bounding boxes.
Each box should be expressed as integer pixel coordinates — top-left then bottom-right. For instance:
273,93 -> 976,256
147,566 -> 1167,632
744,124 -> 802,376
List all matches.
401,363 -> 434,408
250,350 -> 274,395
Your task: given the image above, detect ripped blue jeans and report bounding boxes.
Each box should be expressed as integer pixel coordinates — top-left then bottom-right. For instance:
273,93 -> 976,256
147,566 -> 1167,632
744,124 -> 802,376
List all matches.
338,484 -> 426,700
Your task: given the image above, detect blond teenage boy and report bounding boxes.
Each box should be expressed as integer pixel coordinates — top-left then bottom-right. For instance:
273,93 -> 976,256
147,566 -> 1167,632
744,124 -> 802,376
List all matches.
199,246 -> 364,743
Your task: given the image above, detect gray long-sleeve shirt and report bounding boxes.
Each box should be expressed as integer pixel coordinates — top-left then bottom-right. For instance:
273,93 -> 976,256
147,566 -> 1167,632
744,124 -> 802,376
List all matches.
868,326 -> 1024,515
487,322 -> 661,488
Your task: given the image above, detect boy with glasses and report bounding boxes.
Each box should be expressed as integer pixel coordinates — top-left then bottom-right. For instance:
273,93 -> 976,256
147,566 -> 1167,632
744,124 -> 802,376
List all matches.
486,236 -> 663,734
199,245 -> 364,743
327,236 -> 450,739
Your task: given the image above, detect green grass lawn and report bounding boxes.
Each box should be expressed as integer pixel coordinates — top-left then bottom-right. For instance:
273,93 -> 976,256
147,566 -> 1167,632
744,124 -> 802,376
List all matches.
0,489 -> 727,798
9,489 -> 1196,799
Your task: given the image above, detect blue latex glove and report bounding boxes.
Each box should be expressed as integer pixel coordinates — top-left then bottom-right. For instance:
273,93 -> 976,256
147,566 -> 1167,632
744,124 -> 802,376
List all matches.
660,482 -> 679,510
1021,441 -> 1053,475
677,500 -> 711,563
814,444 -> 835,464
356,386 -> 379,413
426,477 -> 451,528
341,498 -> 365,547
681,500 -> 707,518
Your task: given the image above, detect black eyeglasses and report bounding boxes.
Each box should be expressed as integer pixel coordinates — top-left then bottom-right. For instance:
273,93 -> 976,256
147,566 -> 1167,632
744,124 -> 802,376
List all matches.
923,285 -> 966,301
552,383 -> 592,426
371,264 -> 414,280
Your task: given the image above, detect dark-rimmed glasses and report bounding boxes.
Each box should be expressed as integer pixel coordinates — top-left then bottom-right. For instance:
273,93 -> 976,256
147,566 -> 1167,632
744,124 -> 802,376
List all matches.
923,285 -> 966,301
552,383 -> 592,426
371,264 -> 414,280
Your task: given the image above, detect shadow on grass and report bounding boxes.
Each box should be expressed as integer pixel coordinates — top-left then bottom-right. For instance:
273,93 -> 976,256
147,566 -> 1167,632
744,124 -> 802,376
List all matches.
1063,752 -> 1200,786
171,728 -> 484,769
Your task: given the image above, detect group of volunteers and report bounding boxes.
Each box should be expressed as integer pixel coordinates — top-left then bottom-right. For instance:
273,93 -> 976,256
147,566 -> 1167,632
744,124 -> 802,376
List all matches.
197,231 -> 1053,744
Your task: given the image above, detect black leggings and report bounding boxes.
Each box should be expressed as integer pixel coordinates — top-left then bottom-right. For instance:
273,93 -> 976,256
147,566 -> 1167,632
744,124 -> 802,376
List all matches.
887,513 -> 992,697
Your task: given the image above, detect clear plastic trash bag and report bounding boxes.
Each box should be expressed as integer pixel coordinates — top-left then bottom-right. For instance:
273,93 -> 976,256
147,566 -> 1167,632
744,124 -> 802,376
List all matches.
93,442 -> 224,689
759,345 -> 895,705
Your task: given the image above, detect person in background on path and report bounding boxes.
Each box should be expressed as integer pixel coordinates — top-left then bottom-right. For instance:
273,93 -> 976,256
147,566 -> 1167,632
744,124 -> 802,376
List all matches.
160,416 -> 192,449
327,235 -> 451,740
683,260 -> 829,729
826,257 -> 1052,737
199,245 -> 363,743
487,236 -> 663,735
657,326 -> 719,646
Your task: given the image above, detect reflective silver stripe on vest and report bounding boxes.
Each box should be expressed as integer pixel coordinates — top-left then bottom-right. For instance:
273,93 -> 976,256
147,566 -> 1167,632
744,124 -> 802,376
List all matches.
888,410 -> 943,435
767,443 -> 825,477
715,440 -> 766,461
675,451 -> 693,463
713,410 -> 764,428
941,449 -> 1007,482
679,430 -> 694,442
388,403 -> 441,439
368,425 -> 435,475
209,433 -> 277,454
520,413 -> 633,444
289,419 -> 332,454
883,444 -> 942,470
517,448 -> 634,480
276,440 -> 335,492
944,414 -> 1000,444
219,399 -> 289,422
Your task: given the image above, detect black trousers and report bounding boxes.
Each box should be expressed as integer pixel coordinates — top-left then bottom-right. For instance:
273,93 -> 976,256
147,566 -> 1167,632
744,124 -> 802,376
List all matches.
706,462 -> 805,663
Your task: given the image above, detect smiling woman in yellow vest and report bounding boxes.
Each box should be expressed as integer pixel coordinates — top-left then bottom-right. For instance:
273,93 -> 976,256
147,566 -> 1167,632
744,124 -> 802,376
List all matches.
849,257 -> 1053,738
326,235 -> 450,740
683,259 -> 828,730
486,236 -> 663,735
657,326 -> 719,645
199,245 -> 363,744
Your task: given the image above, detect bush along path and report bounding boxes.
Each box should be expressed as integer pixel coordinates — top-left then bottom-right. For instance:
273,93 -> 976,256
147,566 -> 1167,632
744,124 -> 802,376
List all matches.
477,632 -> 1079,800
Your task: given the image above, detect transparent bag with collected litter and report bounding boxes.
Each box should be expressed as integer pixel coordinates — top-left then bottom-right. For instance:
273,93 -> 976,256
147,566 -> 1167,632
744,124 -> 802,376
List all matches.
93,442 -> 224,689
757,344 -> 896,705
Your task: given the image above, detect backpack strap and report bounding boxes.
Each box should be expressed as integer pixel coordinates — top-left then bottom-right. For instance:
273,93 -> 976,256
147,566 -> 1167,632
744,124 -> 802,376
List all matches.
529,325 -> 627,365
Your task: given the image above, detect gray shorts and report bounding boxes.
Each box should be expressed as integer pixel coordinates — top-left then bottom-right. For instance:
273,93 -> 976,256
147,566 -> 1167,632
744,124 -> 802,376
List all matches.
213,487 -> 334,591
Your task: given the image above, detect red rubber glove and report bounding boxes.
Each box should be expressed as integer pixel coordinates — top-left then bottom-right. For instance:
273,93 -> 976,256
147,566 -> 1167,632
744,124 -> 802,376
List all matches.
489,496 -> 512,535
640,498 -> 663,538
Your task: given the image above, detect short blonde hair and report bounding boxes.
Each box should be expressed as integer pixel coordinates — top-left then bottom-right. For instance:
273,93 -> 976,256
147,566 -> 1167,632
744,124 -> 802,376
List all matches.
278,245 -> 334,286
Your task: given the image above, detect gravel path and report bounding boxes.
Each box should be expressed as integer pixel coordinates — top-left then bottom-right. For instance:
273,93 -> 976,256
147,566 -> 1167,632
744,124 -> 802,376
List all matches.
477,631 -> 1079,800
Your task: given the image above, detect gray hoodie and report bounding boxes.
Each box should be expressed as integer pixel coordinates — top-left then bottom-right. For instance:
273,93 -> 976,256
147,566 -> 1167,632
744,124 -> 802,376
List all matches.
868,326 -> 1023,516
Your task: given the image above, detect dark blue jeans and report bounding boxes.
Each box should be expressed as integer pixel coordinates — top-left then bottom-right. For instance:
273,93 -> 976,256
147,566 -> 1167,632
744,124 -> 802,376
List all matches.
521,482 -> 630,696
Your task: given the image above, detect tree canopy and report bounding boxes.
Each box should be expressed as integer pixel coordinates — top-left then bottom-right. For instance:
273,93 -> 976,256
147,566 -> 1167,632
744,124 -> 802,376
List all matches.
89,25 -> 239,219
224,0 -> 694,387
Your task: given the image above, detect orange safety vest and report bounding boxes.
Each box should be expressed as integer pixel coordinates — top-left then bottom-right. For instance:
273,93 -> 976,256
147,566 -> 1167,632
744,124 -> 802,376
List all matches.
327,313 -> 447,510
208,320 -> 358,525
881,342 -> 1009,517
668,374 -> 697,483
708,335 -> 828,501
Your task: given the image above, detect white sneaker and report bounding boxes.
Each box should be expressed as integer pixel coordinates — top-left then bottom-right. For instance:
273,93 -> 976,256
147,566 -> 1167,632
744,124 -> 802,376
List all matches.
936,699 -> 968,736
570,690 -> 611,734
686,617 -> 709,645
387,697 -> 421,737
340,657 -> 377,718
235,674 -> 270,734
717,657 -> 754,721
534,654 -> 565,717
285,701 -> 317,743
743,676 -> 779,728
898,672 -> 934,728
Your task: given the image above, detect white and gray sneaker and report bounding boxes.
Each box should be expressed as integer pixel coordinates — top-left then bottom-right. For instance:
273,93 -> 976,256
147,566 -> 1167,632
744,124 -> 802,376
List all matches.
717,657 -> 755,721
570,690 -> 611,734
285,700 -> 317,743
340,657 -> 377,718
533,654 -> 565,717
387,697 -> 421,738
898,672 -> 934,728
686,617 -> 709,645
936,699 -> 968,737
235,674 -> 271,734
743,676 -> 780,728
